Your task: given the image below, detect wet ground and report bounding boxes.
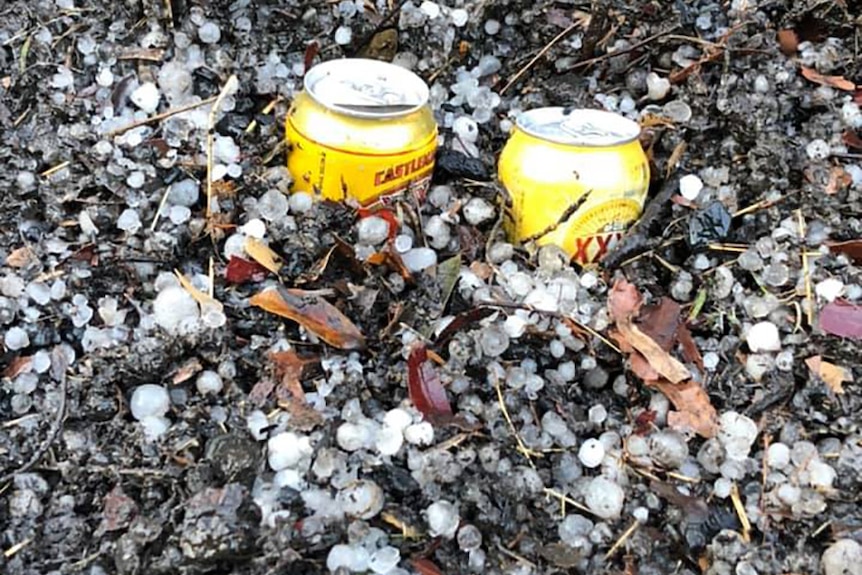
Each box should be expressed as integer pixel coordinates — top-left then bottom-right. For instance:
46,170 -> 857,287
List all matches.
2,1 -> 862,574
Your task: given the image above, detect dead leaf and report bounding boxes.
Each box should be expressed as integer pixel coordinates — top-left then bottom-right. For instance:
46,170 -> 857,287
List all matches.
800,66 -> 856,91
777,29 -> 799,55
248,377 -> 276,407
407,342 -> 452,423
250,286 -> 366,350
175,270 -> 222,311
828,239 -> 862,263
6,246 -> 34,268
243,237 -> 283,274
3,355 -> 32,378
819,300 -> 862,339
271,350 -> 323,430
843,129 -> 862,150
609,280 -> 690,384
648,378 -> 718,438
825,166 -> 852,195
805,355 -> 851,394
171,357 -> 203,384
225,256 -> 269,284
381,511 -> 420,539
411,558 -> 444,575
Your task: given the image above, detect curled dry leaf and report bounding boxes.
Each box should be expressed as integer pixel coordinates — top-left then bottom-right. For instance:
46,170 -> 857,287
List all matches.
175,270 -> 223,311
243,237 -> 283,275
799,66 -> 856,91
271,350 -> 323,430
250,286 -> 366,350
3,355 -> 33,378
609,280 -> 690,384
805,355 -> 851,394
819,300 -> 862,339
648,378 -> 719,438
407,342 -> 452,423
825,166 -> 852,196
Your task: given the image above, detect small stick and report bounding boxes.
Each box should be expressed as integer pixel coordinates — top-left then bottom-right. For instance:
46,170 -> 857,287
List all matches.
729,482 -> 752,542
796,209 -> 814,326
543,487 -> 594,516
150,184 -> 172,231
605,520 -> 640,559
245,96 -> 283,134
491,371 -> 540,468
108,95 -> 218,137
501,20 -> 582,95
40,160 -> 70,178
564,26 -> 681,72
3,538 -> 32,558
206,76 -> 239,220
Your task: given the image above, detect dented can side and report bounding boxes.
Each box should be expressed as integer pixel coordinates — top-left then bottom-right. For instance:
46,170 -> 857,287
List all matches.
286,58 -> 438,205
498,107 -> 650,264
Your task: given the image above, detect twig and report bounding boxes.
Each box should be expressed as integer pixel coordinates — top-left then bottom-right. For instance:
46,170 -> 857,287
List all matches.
730,482 -> 751,542
107,95 -> 218,137
40,161 -> 70,178
543,487 -> 594,516
605,520 -> 640,559
3,538 -> 32,558
563,26 -> 681,73
0,346 -> 69,486
797,209 -> 814,327
150,184 -> 173,231
206,75 -> 239,220
500,21 -> 582,95
491,371 -> 540,468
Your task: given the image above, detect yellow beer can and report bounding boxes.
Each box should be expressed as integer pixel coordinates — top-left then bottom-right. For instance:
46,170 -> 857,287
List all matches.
498,108 -> 650,264
285,58 -> 438,205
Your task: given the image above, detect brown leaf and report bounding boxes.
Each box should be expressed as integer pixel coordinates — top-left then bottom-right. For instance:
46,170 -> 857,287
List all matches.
637,298 -> 682,351
271,350 -> 323,430
244,237 -> 283,275
800,66 -> 856,91
825,166 -> 852,195
843,129 -> 862,150
248,377 -> 276,407
828,239 -> 862,263
777,29 -> 799,55
610,292 -> 690,384
225,256 -> 269,284
3,355 -> 32,378
608,278 -> 643,321
6,246 -> 34,268
411,558 -> 444,575
805,355 -> 851,394
250,286 -> 366,350
648,379 -> 718,438
677,323 -> 704,372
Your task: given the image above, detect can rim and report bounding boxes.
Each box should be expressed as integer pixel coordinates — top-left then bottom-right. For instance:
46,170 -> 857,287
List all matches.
515,107 -> 641,147
303,58 -> 430,119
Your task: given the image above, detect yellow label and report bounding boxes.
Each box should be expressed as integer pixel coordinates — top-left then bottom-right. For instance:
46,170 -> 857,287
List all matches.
286,117 -> 437,205
499,125 -> 650,264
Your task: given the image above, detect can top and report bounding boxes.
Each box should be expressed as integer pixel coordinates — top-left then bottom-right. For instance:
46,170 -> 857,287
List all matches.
304,58 -> 430,119
515,107 -> 641,147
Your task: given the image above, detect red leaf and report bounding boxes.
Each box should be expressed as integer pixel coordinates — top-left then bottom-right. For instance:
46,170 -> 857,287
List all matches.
411,558 -> 444,575
225,256 -> 269,284
820,300 -> 862,339
407,343 -> 452,423
357,207 -> 399,240
855,88 -> 862,105
303,40 -> 319,76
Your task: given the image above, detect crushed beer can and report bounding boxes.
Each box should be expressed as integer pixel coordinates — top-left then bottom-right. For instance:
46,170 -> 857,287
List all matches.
498,108 -> 650,264
286,58 -> 438,205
